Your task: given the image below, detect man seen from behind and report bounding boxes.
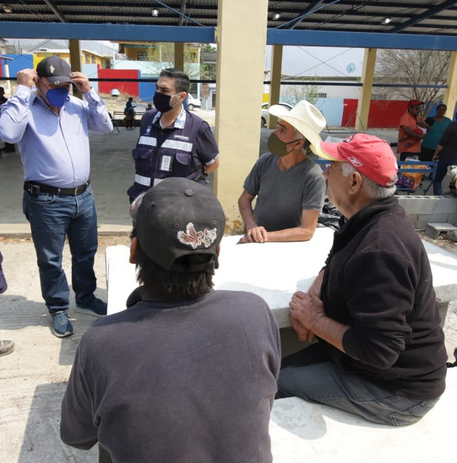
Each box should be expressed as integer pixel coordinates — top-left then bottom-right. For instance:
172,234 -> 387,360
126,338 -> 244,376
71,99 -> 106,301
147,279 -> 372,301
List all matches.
61,177 -> 281,462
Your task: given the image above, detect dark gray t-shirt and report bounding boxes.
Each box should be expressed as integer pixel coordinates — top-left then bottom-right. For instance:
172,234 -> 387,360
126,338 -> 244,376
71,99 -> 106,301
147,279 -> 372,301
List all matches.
61,289 -> 281,463
438,121 -> 457,161
244,153 -> 325,231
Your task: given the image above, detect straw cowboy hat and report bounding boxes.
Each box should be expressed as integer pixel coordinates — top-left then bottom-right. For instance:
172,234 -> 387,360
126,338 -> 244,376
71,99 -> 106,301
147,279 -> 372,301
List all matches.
269,100 -> 327,152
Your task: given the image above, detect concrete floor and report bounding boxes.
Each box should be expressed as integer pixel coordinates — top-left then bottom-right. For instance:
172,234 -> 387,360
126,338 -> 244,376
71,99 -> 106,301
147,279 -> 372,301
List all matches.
1,117 -> 456,463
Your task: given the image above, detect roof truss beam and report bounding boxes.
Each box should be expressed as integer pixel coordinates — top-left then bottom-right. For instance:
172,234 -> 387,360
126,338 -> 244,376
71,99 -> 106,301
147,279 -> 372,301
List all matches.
389,0 -> 457,33
2,20 -> 457,51
43,0 -> 67,23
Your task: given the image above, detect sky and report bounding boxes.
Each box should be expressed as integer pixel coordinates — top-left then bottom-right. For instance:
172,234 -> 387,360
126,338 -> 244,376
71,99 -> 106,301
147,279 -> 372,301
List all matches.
265,45 -> 365,78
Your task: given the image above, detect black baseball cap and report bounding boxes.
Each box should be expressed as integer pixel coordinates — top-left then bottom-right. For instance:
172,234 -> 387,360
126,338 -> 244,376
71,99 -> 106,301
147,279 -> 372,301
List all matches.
131,178 -> 226,272
36,56 -> 72,86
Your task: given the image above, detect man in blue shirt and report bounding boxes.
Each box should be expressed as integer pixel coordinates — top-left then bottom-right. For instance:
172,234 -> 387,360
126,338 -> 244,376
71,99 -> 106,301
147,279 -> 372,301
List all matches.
0,56 -> 113,338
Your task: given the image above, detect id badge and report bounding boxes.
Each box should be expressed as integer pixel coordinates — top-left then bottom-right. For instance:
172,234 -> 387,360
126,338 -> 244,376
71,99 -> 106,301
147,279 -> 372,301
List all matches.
159,155 -> 173,172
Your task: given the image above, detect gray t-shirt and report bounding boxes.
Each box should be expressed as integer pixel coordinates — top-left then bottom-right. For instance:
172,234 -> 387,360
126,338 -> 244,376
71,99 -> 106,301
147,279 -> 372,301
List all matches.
243,153 -> 325,231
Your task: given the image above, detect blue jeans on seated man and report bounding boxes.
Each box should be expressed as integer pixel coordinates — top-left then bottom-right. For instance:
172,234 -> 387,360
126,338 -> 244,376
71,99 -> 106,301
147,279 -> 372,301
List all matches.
23,186 -> 99,313
276,343 -> 439,426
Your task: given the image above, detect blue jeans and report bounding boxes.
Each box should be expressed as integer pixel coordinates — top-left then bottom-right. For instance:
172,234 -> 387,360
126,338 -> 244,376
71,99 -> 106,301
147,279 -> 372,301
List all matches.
433,157 -> 457,195
23,187 -> 99,313
276,344 -> 439,426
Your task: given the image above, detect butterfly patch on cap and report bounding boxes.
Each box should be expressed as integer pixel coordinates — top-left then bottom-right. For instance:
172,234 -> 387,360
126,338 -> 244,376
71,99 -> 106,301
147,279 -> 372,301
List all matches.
178,223 -> 217,249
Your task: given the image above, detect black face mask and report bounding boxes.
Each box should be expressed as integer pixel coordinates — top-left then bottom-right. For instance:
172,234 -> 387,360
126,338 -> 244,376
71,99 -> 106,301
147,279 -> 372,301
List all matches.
267,132 -> 301,157
153,92 -> 180,113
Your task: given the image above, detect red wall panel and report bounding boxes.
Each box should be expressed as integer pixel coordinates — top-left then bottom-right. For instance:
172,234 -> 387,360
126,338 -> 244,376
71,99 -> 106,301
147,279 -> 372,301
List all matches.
342,99 -> 409,129
98,69 -> 139,97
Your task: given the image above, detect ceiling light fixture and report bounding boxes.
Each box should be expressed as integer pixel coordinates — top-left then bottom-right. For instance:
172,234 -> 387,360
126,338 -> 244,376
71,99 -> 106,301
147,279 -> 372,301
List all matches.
152,9 -> 159,17
383,17 -> 391,24
2,5 -> 13,13
273,13 -> 281,20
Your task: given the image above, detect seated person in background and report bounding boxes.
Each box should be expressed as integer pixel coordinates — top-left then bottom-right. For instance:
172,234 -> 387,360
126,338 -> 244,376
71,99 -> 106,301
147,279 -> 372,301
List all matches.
277,134 -> 447,426
238,100 -> 326,244
397,99 -> 428,161
61,177 -> 280,462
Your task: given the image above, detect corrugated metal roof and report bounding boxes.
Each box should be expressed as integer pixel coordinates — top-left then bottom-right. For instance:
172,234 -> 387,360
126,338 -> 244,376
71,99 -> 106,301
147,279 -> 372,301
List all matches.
1,1 -> 457,36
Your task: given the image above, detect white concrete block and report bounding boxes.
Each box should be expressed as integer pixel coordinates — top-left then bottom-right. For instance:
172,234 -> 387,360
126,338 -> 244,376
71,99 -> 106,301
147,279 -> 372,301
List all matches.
426,223 -> 457,240
107,231 -> 457,328
433,196 -> 457,214
270,368 -> 457,463
396,195 -> 440,215
447,213 -> 457,225
417,214 -> 449,229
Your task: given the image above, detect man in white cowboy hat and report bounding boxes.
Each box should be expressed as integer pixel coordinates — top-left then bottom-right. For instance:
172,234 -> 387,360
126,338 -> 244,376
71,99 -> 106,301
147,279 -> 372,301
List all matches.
238,100 -> 326,243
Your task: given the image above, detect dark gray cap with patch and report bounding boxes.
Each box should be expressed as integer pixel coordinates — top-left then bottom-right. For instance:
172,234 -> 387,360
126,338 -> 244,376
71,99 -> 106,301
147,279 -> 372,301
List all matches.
132,178 -> 226,272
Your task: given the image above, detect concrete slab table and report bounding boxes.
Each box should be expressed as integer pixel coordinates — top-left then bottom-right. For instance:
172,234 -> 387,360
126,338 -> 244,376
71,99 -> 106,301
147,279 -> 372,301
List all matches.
105,226 -> 457,327
270,368 -> 457,462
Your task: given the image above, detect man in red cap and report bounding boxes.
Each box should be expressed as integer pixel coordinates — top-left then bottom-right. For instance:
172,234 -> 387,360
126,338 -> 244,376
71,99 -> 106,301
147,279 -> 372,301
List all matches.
397,99 -> 428,161
277,134 -> 447,426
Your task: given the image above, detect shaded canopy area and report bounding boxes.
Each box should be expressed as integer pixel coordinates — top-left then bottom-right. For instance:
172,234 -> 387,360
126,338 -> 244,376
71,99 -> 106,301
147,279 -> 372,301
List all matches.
1,1 -> 457,37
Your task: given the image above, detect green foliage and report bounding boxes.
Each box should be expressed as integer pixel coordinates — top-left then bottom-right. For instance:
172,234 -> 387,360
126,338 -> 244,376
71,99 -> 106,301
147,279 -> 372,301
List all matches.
281,77 -> 322,106
146,43 -> 201,78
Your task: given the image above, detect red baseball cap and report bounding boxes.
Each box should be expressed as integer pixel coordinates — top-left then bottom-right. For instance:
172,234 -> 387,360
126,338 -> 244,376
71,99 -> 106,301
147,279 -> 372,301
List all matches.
316,134 -> 398,187
408,99 -> 424,107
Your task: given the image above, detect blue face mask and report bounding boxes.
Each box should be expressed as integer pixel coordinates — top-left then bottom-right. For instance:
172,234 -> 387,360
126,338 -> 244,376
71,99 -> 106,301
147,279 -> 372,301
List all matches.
40,80 -> 70,108
46,87 -> 70,108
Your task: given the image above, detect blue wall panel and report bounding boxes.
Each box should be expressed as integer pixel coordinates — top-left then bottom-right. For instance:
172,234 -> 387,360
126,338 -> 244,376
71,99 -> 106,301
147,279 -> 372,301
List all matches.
314,98 -> 344,128
139,75 -> 157,102
2,54 -> 33,77
82,64 -> 99,92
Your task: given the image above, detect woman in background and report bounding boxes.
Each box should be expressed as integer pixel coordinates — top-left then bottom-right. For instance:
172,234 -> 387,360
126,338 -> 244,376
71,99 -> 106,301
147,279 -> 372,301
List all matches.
421,104 -> 452,161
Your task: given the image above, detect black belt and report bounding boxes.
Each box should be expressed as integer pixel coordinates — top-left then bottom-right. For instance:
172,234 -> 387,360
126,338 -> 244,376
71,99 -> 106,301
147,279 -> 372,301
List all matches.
24,180 -> 90,196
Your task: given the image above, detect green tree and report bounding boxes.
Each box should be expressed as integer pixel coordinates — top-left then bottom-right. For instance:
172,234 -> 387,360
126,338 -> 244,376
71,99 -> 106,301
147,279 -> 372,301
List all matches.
281,76 -> 322,106
146,43 -> 200,78
200,44 -> 216,81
